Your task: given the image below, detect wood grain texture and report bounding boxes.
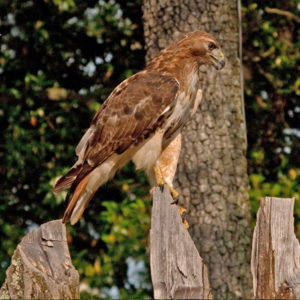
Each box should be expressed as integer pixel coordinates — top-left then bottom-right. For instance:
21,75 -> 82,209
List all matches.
150,186 -> 211,299
251,197 -> 300,299
0,220 -> 79,299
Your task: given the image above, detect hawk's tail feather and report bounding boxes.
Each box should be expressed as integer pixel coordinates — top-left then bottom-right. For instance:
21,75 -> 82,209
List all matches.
62,172 -> 93,224
60,156 -> 118,224
53,165 -> 82,193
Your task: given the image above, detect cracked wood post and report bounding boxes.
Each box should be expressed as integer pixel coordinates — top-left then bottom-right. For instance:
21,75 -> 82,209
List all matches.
0,219 -> 79,299
150,186 -> 211,299
251,197 -> 300,299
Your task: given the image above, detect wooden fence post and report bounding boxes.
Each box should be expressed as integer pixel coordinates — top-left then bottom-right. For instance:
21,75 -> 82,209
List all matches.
150,186 -> 212,299
251,197 -> 300,299
0,219 -> 79,299
4,195 -> 300,299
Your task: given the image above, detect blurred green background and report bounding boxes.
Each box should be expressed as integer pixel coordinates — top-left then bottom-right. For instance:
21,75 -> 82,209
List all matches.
0,0 -> 299,297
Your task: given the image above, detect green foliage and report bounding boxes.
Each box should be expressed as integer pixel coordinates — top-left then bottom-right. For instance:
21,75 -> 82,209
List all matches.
243,0 -> 300,225
249,171 -> 300,218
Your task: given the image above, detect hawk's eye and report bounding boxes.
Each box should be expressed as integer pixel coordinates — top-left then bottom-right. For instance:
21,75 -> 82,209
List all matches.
208,42 -> 217,51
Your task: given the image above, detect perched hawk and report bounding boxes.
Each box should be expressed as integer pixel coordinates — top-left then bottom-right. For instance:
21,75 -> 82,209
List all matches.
54,31 -> 225,225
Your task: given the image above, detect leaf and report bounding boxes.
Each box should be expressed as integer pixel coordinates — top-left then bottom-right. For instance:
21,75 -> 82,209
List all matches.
30,116 -> 37,127
94,257 -> 101,275
85,264 -> 95,277
46,87 -> 68,101
35,20 -> 44,30
289,169 -> 297,180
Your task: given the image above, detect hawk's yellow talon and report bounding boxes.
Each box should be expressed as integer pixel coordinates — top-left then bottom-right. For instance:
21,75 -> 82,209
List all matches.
178,206 -> 189,228
169,186 -> 179,199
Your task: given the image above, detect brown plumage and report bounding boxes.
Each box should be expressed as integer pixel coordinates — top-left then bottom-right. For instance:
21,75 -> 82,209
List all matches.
54,31 -> 225,224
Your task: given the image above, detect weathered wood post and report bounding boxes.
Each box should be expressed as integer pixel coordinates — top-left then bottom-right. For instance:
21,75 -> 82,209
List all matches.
0,219 -> 79,299
4,196 -> 300,299
150,186 -> 212,299
251,197 -> 300,299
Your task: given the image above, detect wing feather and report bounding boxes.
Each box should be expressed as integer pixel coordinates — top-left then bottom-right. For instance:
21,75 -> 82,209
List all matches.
75,128 -> 93,157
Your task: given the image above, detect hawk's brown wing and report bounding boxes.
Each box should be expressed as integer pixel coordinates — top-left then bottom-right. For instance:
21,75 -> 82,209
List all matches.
54,71 -> 179,194
84,71 -> 179,166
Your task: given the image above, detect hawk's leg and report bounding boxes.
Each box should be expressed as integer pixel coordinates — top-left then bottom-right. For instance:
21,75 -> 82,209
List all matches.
153,164 -> 165,190
153,164 -> 189,228
153,164 -> 179,199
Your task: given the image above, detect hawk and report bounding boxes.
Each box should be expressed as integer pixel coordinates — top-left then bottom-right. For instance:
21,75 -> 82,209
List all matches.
54,31 -> 225,225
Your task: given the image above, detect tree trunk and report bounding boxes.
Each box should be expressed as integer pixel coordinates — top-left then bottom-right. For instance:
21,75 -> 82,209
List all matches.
143,0 -> 252,298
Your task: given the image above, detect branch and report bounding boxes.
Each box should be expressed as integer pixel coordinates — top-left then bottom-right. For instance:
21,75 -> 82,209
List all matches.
265,7 -> 300,23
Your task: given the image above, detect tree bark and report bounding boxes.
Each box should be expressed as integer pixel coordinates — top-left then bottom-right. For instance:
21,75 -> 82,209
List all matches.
0,220 -> 79,299
251,197 -> 300,299
143,0 -> 252,298
150,186 -> 212,299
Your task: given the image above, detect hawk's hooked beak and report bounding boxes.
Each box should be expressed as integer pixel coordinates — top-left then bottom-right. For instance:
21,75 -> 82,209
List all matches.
209,51 -> 225,70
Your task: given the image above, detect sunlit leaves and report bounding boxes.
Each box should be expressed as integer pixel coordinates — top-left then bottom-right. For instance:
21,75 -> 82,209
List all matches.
47,87 -> 68,101
52,0 -> 76,12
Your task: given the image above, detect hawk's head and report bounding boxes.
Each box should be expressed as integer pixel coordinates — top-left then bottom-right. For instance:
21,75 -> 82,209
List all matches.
146,30 -> 225,79
176,31 -> 225,70
147,31 -> 225,74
